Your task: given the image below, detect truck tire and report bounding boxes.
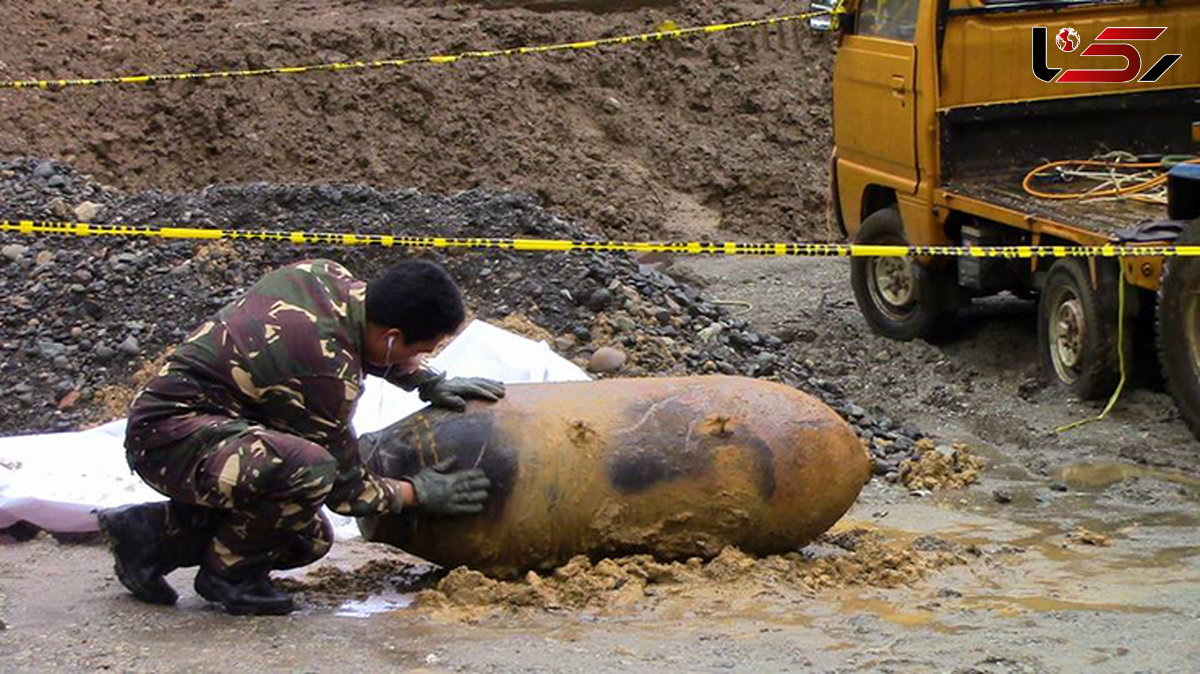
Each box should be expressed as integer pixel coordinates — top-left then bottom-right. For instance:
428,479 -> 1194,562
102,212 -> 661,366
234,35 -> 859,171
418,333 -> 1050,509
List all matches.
1038,258 -> 1125,400
850,206 -> 950,341
1157,219 -> 1200,440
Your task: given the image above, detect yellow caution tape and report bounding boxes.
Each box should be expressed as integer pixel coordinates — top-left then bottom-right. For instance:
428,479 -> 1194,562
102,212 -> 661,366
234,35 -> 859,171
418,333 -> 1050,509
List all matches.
2,219 -> 1197,257
0,10 -> 826,91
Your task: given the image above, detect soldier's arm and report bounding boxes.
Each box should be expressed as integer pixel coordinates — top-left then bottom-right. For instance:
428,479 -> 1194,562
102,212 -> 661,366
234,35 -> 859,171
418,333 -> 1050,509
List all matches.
260,376 -> 407,517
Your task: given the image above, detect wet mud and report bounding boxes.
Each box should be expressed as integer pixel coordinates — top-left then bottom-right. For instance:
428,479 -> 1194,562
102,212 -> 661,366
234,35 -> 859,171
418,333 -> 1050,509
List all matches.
416,528 -> 967,622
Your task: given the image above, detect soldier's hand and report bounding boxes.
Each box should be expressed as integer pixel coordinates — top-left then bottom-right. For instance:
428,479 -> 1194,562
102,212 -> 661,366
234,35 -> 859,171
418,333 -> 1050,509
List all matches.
402,457 -> 491,516
418,376 -> 506,411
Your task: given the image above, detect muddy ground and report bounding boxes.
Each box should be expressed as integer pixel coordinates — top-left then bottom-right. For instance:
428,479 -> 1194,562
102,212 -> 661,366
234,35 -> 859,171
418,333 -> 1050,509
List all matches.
2,0 -> 1200,671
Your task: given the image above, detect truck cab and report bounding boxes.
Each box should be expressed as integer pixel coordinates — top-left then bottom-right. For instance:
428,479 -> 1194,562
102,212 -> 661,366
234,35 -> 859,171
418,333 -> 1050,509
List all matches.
819,0 -> 1200,435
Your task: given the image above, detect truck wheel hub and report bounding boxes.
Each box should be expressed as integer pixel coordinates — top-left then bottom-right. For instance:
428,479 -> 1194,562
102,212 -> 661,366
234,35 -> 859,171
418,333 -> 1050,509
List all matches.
1052,297 -> 1085,373
873,258 -> 916,308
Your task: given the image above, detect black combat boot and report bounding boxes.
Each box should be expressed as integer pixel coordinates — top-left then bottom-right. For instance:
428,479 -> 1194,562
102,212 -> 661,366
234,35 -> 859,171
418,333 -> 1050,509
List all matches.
194,564 -> 296,616
96,502 -> 179,605
96,501 -> 220,606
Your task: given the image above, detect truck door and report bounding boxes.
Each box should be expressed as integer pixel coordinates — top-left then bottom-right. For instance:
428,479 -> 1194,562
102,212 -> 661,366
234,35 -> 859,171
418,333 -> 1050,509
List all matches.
834,0 -> 920,190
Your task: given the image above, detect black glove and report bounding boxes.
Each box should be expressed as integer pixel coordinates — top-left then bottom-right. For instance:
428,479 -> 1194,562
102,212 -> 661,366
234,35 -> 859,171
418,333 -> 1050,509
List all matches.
402,457 -> 491,515
418,375 -> 506,411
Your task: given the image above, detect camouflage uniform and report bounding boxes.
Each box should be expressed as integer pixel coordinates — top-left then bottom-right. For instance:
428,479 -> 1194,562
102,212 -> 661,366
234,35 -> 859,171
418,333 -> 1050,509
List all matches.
126,259 -> 430,574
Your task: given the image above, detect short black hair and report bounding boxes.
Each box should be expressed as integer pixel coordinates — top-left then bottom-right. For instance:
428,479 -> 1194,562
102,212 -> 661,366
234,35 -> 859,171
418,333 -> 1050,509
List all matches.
366,259 -> 466,342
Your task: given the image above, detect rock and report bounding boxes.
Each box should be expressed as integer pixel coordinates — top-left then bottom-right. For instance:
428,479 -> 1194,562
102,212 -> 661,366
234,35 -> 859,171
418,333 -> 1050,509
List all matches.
35,250 -> 54,267
613,316 -> 637,333
1049,482 -> 1069,492
572,326 -> 591,342
81,299 -> 104,320
33,161 -> 55,178
36,339 -> 67,360
57,390 -> 82,410
587,347 -> 627,373
992,489 -> 1013,504
48,197 -> 72,218
872,458 -> 897,476
47,175 -> 66,188
602,96 -> 623,113
2,244 -> 28,261
586,288 -> 611,312
697,322 -> 725,343
554,336 -> 575,354
73,201 -> 104,221
117,336 -> 141,357
94,344 -> 117,361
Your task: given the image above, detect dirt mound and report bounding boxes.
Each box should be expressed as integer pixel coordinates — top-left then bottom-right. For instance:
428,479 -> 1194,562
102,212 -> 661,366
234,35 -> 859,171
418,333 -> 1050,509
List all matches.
900,439 -> 983,491
1065,527 -> 1112,547
417,528 -> 968,621
0,0 -> 833,242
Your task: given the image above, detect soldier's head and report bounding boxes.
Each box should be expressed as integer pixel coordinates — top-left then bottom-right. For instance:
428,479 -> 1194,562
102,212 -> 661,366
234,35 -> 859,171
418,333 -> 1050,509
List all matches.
364,259 -> 466,373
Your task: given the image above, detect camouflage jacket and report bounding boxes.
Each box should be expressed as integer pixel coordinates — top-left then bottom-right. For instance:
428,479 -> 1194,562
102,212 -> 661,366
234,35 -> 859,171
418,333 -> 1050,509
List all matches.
126,259 -> 432,516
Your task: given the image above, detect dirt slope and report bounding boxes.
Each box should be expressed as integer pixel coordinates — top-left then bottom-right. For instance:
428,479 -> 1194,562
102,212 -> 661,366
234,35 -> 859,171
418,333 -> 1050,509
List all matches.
0,0 -> 834,241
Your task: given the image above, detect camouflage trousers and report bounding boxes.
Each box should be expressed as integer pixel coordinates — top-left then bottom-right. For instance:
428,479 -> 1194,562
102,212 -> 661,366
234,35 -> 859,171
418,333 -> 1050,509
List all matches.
128,416 -> 339,574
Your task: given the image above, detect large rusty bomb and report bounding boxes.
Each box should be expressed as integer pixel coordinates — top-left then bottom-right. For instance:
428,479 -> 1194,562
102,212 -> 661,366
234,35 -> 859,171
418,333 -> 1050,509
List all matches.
358,375 -> 870,578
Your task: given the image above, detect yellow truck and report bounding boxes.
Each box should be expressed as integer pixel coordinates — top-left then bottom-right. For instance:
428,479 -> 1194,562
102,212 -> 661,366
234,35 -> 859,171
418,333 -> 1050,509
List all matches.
814,0 -> 1200,437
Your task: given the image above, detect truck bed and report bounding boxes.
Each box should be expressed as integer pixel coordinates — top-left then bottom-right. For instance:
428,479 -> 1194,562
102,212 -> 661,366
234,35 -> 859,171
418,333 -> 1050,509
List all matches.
941,169 -> 1167,240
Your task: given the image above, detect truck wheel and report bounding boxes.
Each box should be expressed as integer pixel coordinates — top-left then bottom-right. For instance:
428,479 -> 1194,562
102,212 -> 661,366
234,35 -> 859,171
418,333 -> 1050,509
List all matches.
1038,258 -> 1125,400
1157,220 -> 1200,440
850,206 -> 949,341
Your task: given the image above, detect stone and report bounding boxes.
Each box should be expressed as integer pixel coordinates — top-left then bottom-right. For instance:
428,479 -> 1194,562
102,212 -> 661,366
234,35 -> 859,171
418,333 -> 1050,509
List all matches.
587,288 -> 611,311
57,390 -> 82,410
2,244 -> 28,261
47,175 -> 66,188
33,161 -> 55,178
117,336 -> 141,357
36,340 -> 67,360
587,347 -> 627,373
94,344 -> 116,361
992,489 -> 1013,504
48,197 -> 72,218
73,201 -> 104,221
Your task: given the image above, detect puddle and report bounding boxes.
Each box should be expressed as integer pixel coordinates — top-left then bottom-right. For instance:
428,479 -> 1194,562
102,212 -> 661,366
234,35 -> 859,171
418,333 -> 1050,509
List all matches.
1054,461 -> 1200,491
836,594 -> 965,633
334,591 -> 415,618
958,594 -> 1168,616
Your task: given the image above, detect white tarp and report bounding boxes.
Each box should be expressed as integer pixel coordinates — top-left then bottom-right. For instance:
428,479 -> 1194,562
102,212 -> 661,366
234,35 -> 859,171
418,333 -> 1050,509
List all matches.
0,320 -> 589,537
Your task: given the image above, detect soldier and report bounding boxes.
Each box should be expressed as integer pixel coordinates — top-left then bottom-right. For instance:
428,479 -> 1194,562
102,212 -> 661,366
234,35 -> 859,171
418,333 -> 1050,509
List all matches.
97,258 -> 505,615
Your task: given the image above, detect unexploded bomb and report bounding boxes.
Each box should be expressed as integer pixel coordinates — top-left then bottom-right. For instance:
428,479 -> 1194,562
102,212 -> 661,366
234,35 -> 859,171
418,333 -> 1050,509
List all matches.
358,375 -> 870,578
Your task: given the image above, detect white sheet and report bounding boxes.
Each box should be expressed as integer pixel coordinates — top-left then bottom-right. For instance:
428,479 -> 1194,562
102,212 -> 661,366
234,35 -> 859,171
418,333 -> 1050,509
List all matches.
0,320 -> 589,537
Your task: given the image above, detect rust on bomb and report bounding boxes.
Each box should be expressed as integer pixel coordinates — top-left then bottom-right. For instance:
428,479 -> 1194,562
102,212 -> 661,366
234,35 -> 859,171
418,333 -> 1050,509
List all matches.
358,375 -> 870,578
